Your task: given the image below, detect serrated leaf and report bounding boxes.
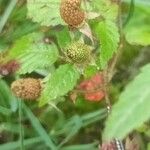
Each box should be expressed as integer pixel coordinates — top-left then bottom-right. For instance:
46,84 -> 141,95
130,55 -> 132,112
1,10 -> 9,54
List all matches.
92,0 -> 118,21
55,27 -> 71,48
39,64 -> 80,106
18,43 -> 58,74
8,33 -> 42,59
8,33 -> 58,74
103,63 -> 150,141
27,0 -> 64,26
94,20 -> 119,69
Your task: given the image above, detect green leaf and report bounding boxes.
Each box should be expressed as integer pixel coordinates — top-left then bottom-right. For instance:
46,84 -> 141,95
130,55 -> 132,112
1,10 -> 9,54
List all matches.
61,142 -> 98,150
23,103 -> 57,150
103,63 -> 150,140
27,0 -> 64,26
18,43 -> 58,74
92,0 -> 118,21
0,79 -> 18,112
55,27 -> 71,48
83,65 -> 98,79
39,64 -> 80,106
8,33 -> 43,59
94,20 -> 119,69
0,137 -> 41,150
8,33 -> 58,74
124,4 -> 150,46
0,106 -> 12,116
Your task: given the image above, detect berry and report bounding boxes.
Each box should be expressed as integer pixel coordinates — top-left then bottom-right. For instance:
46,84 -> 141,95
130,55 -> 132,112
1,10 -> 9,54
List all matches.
60,0 -> 85,27
65,42 -> 91,64
78,73 -> 105,102
11,78 -> 42,100
85,91 -> 105,102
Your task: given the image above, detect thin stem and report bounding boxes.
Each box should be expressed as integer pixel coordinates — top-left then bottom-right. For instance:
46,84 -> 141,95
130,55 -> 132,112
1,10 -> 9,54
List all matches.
0,0 -> 17,34
19,99 -> 24,150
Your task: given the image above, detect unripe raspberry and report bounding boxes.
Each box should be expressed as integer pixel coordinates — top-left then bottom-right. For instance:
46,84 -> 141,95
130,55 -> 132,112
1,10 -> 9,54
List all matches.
11,78 -> 42,100
60,0 -> 85,27
65,42 -> 91,64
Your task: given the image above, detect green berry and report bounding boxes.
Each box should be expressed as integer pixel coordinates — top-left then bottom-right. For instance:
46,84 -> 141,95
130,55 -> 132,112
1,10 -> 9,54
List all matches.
65,42 -> 91,64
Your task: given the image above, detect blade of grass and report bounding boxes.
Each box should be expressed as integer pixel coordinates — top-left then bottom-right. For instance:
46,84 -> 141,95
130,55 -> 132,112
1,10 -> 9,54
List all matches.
57,109 -> 107,148
0,105 -> 12,116
19,100 -> 24,150
58,115 -> 82,148
0,79 -> 18,112
0,137 -> 42,150
61,142 -> 99,150
23,103 -> 57,150
0,0 -> 18,33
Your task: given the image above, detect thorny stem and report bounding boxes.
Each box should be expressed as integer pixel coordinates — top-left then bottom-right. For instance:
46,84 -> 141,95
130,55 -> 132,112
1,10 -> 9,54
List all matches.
101,0 -> 125,149
104,0 -> 124,114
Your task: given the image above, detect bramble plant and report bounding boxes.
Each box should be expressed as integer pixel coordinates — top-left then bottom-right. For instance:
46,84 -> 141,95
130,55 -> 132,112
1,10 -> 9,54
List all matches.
0,0 -> 150,150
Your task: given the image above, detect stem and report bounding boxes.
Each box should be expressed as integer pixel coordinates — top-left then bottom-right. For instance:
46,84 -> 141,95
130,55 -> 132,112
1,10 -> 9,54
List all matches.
19,99 -> 24,150
107,0 -> 124,82
0,0 -> 17,34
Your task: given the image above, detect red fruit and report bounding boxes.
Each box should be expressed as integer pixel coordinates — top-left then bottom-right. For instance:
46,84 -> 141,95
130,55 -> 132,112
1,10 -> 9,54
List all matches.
85,91 -> 105,102
79,80 -> 94,91
91,73 -> 103,85
75,73 -> 105,102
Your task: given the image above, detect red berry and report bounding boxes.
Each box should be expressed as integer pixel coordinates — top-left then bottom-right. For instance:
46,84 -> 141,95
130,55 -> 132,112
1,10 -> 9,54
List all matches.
91,73 -> 103,85
75,73 -> 105,102
85,91 -> 105,102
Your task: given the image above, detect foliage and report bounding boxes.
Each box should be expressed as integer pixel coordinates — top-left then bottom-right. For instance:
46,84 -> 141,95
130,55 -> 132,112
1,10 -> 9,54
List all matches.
104,63 -> 150,140
92,20 -> 119,68
39,64 -> 80,106
0,0 -> 150,149
124,2 -> 150,46
27,0 -> 64,26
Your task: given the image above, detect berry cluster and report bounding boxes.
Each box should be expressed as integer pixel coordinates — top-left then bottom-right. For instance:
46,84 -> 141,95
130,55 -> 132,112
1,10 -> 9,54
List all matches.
11,78 -> 42,100
71,73 -> 105,102
60,0 -> 85,27
65,42 -> 91,64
